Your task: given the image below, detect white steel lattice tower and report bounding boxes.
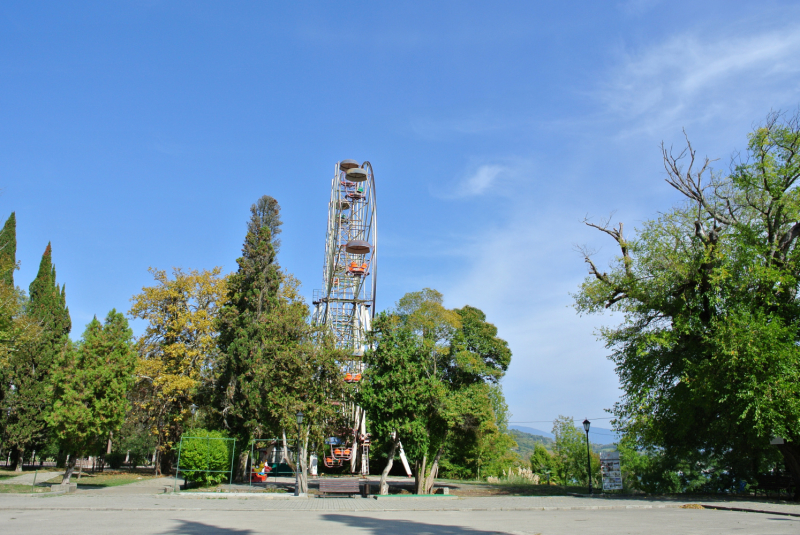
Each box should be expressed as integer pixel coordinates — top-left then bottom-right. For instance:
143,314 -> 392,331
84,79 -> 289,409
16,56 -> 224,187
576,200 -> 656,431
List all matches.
313,160 -> 376,475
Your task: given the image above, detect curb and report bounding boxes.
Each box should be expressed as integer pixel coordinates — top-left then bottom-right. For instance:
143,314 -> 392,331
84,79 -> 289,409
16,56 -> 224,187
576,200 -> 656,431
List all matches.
700,504 -> 800,518
0,503 -> 687,512
174,492 -> 304,498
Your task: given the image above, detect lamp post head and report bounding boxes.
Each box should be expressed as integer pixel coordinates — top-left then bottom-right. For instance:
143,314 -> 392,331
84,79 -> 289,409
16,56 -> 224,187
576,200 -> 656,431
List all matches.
296,411 -> 304,425
190,404 -> 197,415
582,419 -> 590,433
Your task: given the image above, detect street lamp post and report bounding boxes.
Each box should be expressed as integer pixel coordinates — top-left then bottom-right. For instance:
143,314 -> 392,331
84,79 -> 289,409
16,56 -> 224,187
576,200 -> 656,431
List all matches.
582,419 -> 592,495
294,411 -> 303,496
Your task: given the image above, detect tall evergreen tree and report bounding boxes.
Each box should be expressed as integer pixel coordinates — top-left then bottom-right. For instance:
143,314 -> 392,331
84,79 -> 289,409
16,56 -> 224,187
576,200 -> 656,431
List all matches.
247,195 -> 282,254
215,198 -> 284,472
214,197 -> 347,490
5,243 -> 70,470
0,213 -> 17,452
0,212 -> 16,287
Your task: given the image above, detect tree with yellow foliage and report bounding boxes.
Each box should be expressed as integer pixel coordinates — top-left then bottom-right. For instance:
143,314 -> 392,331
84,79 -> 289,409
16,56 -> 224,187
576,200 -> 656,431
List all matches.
129,267 -> 227,475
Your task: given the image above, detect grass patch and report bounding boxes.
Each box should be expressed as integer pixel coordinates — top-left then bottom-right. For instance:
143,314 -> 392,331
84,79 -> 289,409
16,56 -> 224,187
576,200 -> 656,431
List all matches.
0,484 -> 52,494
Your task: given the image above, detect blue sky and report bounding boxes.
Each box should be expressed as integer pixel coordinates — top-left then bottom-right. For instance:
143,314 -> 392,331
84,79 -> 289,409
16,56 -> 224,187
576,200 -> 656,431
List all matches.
3,1 -> 800,430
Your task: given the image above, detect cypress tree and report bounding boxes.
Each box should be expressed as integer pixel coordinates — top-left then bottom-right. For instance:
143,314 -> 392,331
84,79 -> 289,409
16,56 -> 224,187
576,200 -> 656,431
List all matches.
215,199 -> 283,461
214,197 -> 348,489
28,243 -> 71,342
5,243 -> 71,470
0,212 -> 16,287
0,213 -> 16,457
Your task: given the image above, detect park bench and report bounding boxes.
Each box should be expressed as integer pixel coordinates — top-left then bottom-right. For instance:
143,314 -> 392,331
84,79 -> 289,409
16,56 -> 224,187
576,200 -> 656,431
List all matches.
754,474 -> 795,497
317,478 -> 365,497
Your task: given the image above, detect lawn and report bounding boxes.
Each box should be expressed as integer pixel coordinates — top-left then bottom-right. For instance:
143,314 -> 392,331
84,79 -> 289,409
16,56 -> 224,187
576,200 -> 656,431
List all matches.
0,483 -> 53,494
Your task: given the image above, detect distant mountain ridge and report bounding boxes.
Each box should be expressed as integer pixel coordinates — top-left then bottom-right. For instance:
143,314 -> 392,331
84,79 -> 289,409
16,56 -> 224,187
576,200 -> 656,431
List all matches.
509,426 -> 619,461
510,424 -> 620,445
509,428 -> 553,460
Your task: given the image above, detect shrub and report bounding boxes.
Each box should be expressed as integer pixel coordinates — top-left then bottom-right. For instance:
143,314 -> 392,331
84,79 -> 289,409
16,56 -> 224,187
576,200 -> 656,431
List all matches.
178,429 -> 233,487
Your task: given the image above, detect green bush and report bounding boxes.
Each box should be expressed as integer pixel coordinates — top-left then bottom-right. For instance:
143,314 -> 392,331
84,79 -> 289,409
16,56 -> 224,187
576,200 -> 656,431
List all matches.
178,429 -> 233,487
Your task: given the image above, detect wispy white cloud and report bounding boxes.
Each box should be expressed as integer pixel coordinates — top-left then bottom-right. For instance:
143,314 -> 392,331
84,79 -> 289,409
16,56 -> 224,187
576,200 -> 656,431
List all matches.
431,159 -> 534,199
459,164 -> 508,196
598,24 -> 800,134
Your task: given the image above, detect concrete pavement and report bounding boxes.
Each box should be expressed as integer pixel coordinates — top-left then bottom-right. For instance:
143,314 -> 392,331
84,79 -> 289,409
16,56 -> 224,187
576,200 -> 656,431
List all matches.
0,505 -> 797,534
2,481 -> 799,534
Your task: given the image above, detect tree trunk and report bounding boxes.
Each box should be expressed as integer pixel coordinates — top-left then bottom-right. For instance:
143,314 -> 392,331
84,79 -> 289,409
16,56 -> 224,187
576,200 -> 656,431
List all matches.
236,451 -> 249,483
62,454 -> 77,484
153,447 -> 161,476
414,454 -> 427,495
160,449 -> 174,475
777,442 -> 800,501
424,444 -> 445,494
380,438 -> 398,495
280,429 -> 295,470
298,425 -> 309,494
14,446 -> 24,472
107,432 -> 113,455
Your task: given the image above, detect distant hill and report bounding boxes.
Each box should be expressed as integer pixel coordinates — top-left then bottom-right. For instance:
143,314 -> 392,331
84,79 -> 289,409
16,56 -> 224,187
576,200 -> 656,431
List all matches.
510,425 -> 553,438
511,424 -> 620,446
509,427 -> 617,461
509,429 -> 554,460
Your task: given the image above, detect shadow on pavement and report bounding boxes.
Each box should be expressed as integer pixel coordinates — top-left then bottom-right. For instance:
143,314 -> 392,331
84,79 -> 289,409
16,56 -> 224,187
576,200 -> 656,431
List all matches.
320,514 -> 502,534
158,520 -> 255,534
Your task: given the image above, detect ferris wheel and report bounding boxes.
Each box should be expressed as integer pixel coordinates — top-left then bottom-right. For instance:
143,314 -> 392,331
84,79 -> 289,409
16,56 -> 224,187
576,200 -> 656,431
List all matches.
313,159 -> 377,475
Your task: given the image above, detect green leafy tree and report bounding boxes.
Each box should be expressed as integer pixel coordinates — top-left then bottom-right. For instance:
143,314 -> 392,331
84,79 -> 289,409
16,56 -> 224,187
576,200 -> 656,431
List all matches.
530,443 -> 556,482
359,313 -> 436,495
48,310 -> 137,483
575,111 -> 800,497
5,243 -> 70,470
362,292 -> 514,493
551,416 -> 585,485
129,267 -> 227,475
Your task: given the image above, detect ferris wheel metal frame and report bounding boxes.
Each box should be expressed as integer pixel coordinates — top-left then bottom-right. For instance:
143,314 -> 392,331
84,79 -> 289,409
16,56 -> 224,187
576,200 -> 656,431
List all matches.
313,159 -> 377,475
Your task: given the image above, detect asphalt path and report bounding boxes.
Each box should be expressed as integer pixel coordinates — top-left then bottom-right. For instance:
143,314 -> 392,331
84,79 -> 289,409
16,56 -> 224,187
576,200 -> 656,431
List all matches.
1,490 -> 799,535
0,506 -> 797,534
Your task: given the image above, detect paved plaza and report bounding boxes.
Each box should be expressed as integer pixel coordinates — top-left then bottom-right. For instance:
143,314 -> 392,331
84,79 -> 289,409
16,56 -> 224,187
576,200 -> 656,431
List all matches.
0,477 -> 798,534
